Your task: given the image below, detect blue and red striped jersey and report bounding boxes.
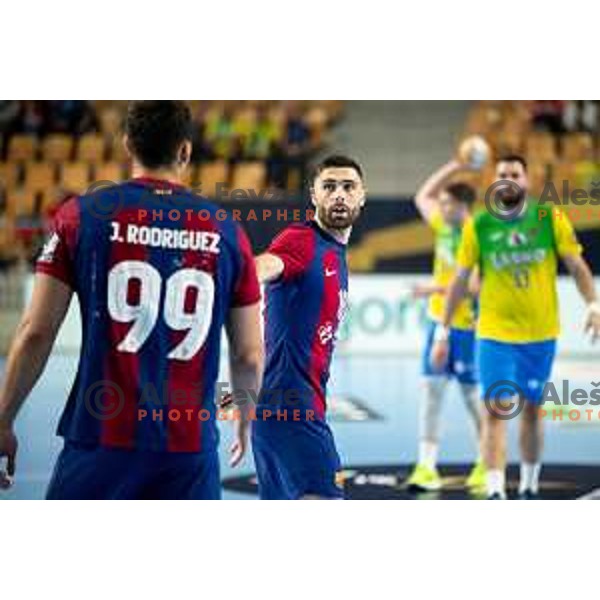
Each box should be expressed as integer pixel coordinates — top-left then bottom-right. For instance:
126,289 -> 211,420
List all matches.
36,177 -> 260,453
260,221 -> 349,420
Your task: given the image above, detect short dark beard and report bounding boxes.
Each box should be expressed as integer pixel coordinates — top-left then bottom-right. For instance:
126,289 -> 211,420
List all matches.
318,204 -> 360,230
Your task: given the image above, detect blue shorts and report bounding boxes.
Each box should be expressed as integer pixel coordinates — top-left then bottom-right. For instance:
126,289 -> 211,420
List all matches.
478,338 -> 557,405
46,441 -> 221,500
422,320 -> 477,385
252,418 -> 344,500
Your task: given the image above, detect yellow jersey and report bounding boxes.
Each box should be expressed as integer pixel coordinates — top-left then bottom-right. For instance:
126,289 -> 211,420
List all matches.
456,202 -> 582,343
428,210 -> 476,330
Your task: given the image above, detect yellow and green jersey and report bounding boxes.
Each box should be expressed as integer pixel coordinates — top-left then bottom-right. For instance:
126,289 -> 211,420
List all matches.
428,211 -> 476,330
456,201 -> 582,343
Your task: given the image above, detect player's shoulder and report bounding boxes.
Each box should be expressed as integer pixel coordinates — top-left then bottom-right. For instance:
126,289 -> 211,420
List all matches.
50,194 -> 81,228
471,208 -> 495,232
271,221 -> 316,246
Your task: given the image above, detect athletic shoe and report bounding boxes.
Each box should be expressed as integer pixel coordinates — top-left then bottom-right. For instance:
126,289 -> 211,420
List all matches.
406,463 -> 442,491
466,459 -> 487,490
518,489 -> 540,500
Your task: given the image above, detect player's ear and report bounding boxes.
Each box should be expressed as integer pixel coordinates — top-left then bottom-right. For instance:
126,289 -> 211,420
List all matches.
309,186 -> 317,207
178,141 -> 192,168
123,134 -> 133,160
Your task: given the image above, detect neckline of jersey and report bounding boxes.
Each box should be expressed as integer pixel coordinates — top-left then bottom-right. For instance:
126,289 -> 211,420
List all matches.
309,220 -> 348,249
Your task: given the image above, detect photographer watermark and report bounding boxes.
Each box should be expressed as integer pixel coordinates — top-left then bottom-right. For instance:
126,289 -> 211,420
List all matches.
484,378 -> 600,421
80,380 -> 321,423
484,180 -> 525,222
483,380 -> 526,420
82,178 -> 311,224
484,178 -> 600,222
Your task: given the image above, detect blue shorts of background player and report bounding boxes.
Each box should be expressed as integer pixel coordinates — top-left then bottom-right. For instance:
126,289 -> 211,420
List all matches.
252,417 -> 344,500
422,320 -> 478,384
46,441 -> 221,500
478,338 -> 557,404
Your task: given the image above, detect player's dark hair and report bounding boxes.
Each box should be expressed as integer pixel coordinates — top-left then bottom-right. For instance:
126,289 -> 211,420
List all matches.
446,182 -> 476,207
311,154 -> 364,184
125,101 -> 193,169
496,153 -> 528,172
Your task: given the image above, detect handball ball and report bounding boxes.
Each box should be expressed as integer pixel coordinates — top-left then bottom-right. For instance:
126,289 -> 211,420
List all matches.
458,135 -> 490,170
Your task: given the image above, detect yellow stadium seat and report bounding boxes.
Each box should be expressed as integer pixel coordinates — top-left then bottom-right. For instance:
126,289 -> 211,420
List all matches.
0,163 -> 20,191
197,161 -> 229,198
23,162 -> 56,193
526,162 -> 550,197
526,132 -> 557,164
497,129 -> 523,154
305,106 -> 329,147
231,162 -> 266,194
99,107 -> 123,135
552,162 -> 577,195
109,135 -> 128,164
7,188 -> 37,218
94,162 -> 124,184
61,162 -> 91,193
42,134 -> 73,163
8,135 -> 38,162
0,214 -> 17,254
562,133 -> 594,162
78,133 -> 106,164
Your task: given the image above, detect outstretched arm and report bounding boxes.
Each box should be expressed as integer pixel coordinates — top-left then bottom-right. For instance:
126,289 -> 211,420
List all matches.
414,160 -> 465,224
255,253 -> 284,284
0,274 -> 72,487
562,254 -> 600,343
428,268 -> 472,370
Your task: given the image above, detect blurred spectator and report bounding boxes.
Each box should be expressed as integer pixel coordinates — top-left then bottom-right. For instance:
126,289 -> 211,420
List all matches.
529,100 -> 565,134
283,101 -> 311,157
270,101 -> 312,190
16,100 -> 50,136
564,101 -> 599,133
243,105 -> 281,160
0,101 -> 20,135
190,101 -> 211,162
48,101 -> 98,135
204,103 -> 237,160
233,106 -> 257,159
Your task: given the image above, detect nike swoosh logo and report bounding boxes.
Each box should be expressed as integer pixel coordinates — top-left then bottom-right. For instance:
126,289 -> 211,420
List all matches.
325,269 -> 337,277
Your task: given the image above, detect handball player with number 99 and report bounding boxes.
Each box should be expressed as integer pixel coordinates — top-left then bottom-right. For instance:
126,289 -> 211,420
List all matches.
0,101 -> 263,499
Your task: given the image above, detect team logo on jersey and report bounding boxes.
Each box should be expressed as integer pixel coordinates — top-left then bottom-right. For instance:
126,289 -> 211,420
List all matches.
38,233 -> 60,263
508,230 -> 528,247
319,323 -> 335,345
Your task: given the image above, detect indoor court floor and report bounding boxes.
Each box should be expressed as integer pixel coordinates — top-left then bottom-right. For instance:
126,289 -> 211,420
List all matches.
2,354 -> 600,500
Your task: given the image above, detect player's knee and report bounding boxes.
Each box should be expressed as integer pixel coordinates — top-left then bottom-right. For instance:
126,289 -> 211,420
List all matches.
522,400 -> 541,421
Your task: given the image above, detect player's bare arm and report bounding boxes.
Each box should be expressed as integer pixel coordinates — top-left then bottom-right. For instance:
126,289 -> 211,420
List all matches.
0,274 -> 72,488
467,268 -> 481,298
414,160 -> 465,223
411,281 -> 446,299
429,267 -> 472,370
413,269 -> 479,300
225,302 -> 264,467
255,253 -> 284,284
562,254 -> 600,343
